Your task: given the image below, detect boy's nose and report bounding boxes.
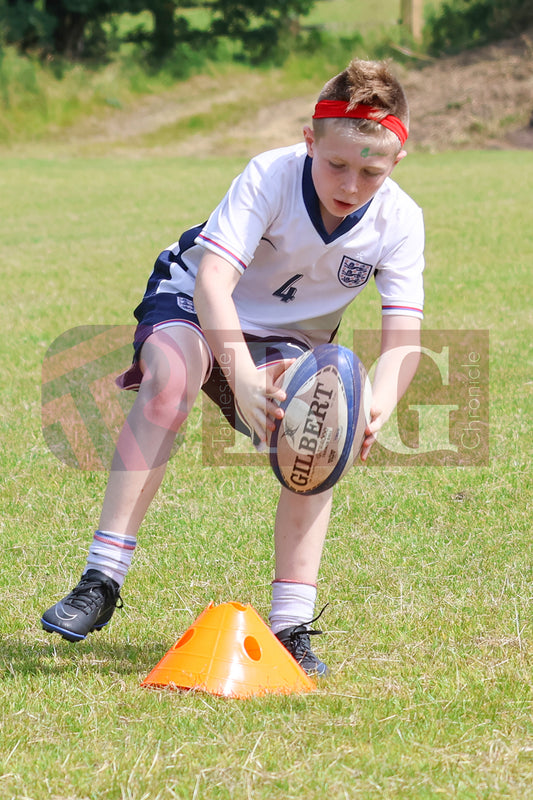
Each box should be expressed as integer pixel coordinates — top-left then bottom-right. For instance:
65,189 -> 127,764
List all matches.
341,171 -> 359,196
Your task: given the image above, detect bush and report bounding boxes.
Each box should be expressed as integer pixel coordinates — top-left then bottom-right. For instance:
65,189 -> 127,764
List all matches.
425,0 -> 533,55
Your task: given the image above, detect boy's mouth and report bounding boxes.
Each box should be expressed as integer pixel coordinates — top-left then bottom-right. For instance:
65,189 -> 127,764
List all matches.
334,199 -> 355,213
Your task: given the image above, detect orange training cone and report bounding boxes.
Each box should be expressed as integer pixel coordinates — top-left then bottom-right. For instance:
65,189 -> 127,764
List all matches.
141,601 -> 316,698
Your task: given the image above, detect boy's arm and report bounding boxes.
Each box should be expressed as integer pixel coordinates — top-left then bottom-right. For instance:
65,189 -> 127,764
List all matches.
361,315 -> 421,462
194,250 -> 288,443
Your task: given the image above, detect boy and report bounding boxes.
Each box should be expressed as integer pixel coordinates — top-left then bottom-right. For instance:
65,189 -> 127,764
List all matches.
41,59 -> 424,676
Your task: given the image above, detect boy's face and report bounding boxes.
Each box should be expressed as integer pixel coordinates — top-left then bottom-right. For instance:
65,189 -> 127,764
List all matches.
303,124 -> 406,233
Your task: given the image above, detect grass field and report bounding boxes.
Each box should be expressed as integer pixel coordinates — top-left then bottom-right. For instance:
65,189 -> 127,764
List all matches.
1,143 -> 532,800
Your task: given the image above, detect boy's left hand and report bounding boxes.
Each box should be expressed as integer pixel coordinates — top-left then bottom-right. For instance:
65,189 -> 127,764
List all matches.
360,315 -> 422,464
360,406 -> 384,462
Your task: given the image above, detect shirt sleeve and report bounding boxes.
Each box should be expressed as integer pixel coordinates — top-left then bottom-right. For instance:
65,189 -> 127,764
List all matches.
194,154 -> 280,274
374,204 -> 425,320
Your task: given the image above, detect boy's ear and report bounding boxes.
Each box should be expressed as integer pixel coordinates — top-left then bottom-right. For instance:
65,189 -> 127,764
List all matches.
303,125 -> 315,157
394,149 -> 408,166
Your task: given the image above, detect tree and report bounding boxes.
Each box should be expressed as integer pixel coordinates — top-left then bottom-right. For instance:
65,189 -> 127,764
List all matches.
0,0 -> 139,57
0,0 -> 317,61
426,0 -> 533,55
1,0 -> 54,52
209,0 -> 315,61
150,0 -> 177,55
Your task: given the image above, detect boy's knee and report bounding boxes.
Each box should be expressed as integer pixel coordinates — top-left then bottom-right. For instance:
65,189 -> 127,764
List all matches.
140,368 -> 190,431
137,335 -> 193,429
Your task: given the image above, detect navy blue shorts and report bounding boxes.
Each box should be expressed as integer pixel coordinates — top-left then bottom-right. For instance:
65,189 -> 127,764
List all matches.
117,291 -> 308,437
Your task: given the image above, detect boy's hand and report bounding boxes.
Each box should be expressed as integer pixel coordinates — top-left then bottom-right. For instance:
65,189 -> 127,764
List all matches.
360,406 -> 385,462
235,360 -> 295,445
360,316 -> 422,463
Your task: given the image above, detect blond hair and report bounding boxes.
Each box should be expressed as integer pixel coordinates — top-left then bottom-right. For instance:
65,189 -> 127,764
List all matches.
314,59 -> 409,150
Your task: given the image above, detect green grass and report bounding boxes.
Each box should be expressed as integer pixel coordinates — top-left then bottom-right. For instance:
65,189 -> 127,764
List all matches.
305,0 -> 441,32
306,0 -> 401,32
1,149 -> 532,799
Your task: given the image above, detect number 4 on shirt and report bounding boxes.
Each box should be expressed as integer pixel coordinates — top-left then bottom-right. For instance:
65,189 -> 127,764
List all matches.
272,274 -> 303,303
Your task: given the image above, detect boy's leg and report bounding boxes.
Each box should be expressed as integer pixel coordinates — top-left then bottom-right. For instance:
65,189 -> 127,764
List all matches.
270,487 -> 333,675
41,326 -> 211,641
273,487 -> 333,586
98,326 -> 211,538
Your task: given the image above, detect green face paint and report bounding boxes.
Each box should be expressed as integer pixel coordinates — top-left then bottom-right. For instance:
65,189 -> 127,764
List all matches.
360,147 -> 387,158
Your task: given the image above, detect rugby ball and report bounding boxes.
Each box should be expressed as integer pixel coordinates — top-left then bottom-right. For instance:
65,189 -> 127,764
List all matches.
269,344 -> 370,495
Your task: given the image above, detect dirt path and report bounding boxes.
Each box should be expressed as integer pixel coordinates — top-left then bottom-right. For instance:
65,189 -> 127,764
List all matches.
29,30 -> 533,157
192,32 -> 533,156
403,32 -> 533,152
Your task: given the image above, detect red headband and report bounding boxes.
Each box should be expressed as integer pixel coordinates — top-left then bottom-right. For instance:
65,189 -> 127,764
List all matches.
313,99 -> 408,146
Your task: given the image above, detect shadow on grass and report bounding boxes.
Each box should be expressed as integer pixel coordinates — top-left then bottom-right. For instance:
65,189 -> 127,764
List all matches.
0,635 -> 170,678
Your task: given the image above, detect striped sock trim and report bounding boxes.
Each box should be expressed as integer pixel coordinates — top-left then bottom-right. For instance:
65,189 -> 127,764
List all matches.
93,530 -> 136,551
84,530 -> 137,587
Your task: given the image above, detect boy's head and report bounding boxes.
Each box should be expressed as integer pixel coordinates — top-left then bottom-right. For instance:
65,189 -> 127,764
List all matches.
312,58 -> 409,154
302,59 -> 410,234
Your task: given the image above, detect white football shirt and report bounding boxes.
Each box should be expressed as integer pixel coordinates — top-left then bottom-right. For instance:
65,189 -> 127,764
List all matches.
155,143 -> 424,348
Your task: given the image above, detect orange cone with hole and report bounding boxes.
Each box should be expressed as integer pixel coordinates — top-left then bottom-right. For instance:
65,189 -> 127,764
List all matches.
141,601 -> 316,698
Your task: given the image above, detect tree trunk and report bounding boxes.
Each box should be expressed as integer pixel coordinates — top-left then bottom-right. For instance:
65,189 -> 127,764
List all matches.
44,0 -> 87,57
151,0 -> 176,56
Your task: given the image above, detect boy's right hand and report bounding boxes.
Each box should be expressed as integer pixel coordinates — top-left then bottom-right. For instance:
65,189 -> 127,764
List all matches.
234,360 -> 294,445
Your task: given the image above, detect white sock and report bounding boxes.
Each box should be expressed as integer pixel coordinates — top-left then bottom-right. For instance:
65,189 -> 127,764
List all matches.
269,580 -> 317,634
84,530 -> 136,588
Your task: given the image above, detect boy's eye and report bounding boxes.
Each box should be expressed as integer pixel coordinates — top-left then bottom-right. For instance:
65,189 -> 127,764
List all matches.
329,161 -> 345,169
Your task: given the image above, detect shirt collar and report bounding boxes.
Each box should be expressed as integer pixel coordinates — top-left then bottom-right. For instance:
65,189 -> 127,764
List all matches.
302,155 -> 372,244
